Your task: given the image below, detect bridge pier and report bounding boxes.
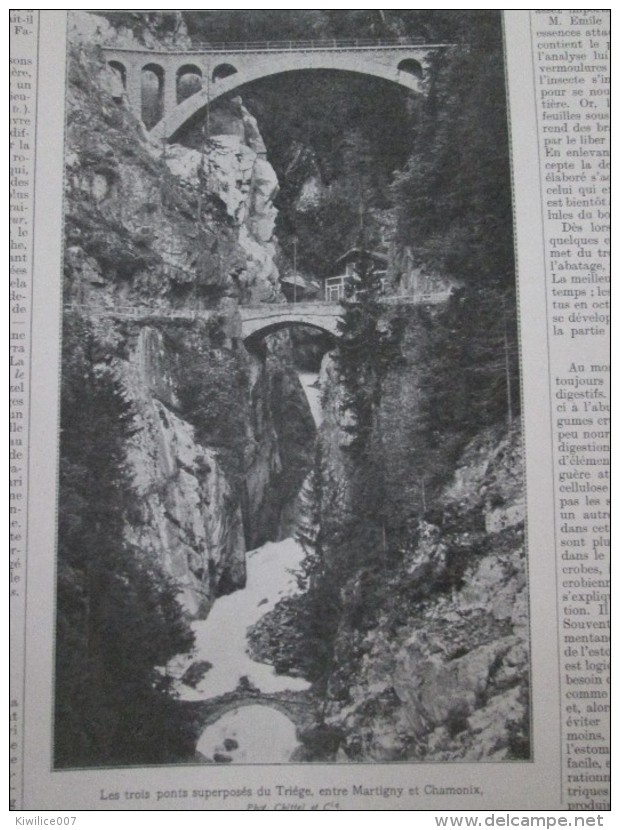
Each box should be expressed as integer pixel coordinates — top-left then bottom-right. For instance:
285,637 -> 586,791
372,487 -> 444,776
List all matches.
124,63 -> 142,119
163,67 -> 178,119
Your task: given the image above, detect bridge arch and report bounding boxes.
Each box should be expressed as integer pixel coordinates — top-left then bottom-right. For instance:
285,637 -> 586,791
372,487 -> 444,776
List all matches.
176,63 -> 203,103
108,60 -> 126,85
244,321 -> 338,354
141,62 -> 165,128
151,53 -> 426,142
398,57 -> 424,80
212,62 -> 239,83
196,695 -> 311,732
107,60 -> 127,101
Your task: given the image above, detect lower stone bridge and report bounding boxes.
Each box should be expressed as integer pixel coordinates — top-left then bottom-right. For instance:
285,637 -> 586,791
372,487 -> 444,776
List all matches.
239,301 -> 342,343
65,300 -> 342,340
180,688 -> 319,753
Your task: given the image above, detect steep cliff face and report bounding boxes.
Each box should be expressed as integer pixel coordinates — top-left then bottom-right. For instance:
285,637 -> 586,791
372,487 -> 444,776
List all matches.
64,52 -> 245,311
323,420 -> 529,762
63,14 -> 312,617
116,323 -> 247,618
246,333 -> 317,544
166,97 -> 282,304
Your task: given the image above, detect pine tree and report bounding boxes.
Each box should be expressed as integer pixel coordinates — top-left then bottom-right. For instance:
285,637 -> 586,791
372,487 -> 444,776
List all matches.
293,443 -> 347,686
391,14 -> 514,290
332,240 -> 405,573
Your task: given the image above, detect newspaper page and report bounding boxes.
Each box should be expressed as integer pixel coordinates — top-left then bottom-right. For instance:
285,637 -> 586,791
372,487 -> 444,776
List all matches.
9,8 -> 610,816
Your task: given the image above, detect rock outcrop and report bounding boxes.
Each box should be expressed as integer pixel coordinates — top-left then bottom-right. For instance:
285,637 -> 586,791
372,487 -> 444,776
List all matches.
64,45 -> 282,311
165,98 -> 281,303
322,420 -> 529,761
118,324 -> 246,618
70,10 -> 193,52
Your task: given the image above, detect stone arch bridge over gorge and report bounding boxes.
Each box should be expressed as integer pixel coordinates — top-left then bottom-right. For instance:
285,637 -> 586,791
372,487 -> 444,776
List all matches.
71,301 -> 343,344
239,302 -> 341,344
102,38 -> 446,141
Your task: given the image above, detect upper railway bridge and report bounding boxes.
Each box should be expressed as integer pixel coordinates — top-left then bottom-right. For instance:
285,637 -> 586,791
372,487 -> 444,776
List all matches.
101,38 -> 447,141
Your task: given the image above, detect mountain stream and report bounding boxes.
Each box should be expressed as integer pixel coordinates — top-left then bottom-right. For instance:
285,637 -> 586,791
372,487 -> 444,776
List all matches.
172,371 -> 321,763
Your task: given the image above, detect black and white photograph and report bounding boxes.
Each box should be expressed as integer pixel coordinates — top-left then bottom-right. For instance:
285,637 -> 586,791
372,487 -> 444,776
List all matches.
54,10 -> 530,770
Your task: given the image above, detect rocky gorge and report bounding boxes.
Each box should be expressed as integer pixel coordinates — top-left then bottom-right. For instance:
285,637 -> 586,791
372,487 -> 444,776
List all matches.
55,10 -> 529,768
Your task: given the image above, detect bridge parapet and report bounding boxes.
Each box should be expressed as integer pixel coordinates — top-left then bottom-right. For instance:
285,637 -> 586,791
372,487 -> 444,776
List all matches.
104,37 -> 439,55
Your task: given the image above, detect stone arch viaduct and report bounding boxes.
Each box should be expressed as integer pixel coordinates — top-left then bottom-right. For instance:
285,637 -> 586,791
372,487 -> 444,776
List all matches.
102,39 -> 446,141
239,302 -> 341,344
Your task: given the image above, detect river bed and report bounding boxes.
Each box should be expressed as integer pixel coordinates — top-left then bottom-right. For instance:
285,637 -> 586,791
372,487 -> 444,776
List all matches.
173,537 -> 310,702
299,371 -> 323,425
172,371 -> 321,763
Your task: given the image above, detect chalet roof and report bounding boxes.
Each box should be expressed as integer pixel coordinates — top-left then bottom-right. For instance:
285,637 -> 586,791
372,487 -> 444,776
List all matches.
335,247 -> 388,266
280,273 -> 320,289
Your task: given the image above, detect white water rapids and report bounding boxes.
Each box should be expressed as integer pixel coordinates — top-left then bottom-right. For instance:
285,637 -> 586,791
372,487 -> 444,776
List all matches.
171,371 -> 321,763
